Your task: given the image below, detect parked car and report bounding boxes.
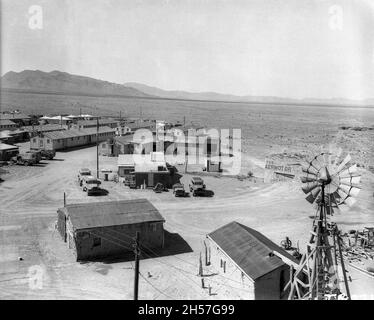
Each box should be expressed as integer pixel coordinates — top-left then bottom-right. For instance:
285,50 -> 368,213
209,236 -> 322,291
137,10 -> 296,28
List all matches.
78,168 -> 92,186
189,176 -> 206,195
173,183 -> 188,197
82,176 -> 102,195
192,189 -> 214,197
10,153 -> 37,166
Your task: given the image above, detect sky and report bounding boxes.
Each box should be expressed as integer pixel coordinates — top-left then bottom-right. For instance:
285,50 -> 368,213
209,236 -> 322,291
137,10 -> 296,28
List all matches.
1,0 -> 373,100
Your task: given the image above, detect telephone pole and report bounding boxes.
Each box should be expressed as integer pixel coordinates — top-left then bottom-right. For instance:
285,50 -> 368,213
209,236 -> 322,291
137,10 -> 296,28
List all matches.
133,231 -> 140,300
96,117 -> 99,179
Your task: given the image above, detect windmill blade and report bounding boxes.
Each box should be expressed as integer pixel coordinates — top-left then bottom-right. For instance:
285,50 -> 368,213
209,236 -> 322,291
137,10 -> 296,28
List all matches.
335,154 -> 351,173
338,164 -> 358,178
343,196 -> 357,207
300,174 -> 317,183
302,181 -> 320,194
301,161 -> 319,175
339,176 -> 361,186
305,187 -> 321,204
338,184 -> 361,197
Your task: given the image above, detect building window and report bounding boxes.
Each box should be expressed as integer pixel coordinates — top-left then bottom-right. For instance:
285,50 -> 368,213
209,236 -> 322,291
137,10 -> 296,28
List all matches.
33,138 -> 36,143
102,143 -> 106,148
47,139 -> 50,143
93,237 -> 101,247
71,138 -> 74,141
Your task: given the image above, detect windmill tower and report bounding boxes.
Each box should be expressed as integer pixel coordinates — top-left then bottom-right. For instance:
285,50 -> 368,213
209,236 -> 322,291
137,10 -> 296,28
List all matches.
285,151 -> 361,300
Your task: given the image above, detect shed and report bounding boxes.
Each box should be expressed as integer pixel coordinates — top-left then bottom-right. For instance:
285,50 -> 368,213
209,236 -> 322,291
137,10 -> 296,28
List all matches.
0,143 -> 19,161
206,221 -> 297,299
57,199 -> 165,261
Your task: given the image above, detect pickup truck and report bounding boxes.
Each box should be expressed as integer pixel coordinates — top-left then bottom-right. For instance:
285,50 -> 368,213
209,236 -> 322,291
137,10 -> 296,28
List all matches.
81,176 -> 102,196
173,183 -> 188,197
10,153 -> 38,166
78,168 -> 92,186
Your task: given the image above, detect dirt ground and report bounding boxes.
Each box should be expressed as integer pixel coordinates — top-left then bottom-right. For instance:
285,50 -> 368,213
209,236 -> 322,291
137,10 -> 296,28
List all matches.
1,141 -> 373,300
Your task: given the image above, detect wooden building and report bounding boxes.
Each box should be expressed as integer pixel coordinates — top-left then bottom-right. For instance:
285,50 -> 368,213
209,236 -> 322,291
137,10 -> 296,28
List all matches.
57,199 -> 165,261
0,113 -> 32,126
71,118 -> 118,130
30,127 -> 115,151
0,119 -> 17,131
206,221 -> 297,300
0,143 -> 19,161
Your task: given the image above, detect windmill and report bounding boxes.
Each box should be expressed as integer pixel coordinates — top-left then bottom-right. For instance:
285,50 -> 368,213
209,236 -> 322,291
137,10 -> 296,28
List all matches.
285,150 -> 361,300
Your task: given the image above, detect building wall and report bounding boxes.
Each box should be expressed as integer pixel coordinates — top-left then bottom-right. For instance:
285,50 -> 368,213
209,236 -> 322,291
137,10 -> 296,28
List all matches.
135,172 -> 171,188
255,265 -> 290,300
0,148 -> 19,161
74,221 -> 164,260
0,124 -> 17,131
207,238 -> 255,300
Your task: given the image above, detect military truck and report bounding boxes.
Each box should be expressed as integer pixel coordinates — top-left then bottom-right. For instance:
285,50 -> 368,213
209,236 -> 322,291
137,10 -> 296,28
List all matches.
10,153 -> 38,166
29,149 -> 56,160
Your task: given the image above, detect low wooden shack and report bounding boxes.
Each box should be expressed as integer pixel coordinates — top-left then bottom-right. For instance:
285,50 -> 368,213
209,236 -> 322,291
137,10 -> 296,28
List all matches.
206,221 -> 297,300
57,199 -> 165,261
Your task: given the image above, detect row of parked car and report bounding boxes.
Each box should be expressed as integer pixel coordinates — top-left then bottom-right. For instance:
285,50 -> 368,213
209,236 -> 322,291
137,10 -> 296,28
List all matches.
10,149 -> 56,166
154,176 -> 214,197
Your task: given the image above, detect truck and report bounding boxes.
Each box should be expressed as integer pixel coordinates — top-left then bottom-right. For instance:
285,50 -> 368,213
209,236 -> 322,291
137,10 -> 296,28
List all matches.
10,153 -> 38,166
189,176 -> 206,195
81,176 -> 103,196
173,183 -> 188,197
78,168 -> 92,186
30,149 -> 56,160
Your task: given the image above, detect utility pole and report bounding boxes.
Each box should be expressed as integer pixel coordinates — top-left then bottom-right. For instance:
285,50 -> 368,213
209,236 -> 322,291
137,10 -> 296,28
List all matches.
133,231 -> 140,300
96,117 -> 99,179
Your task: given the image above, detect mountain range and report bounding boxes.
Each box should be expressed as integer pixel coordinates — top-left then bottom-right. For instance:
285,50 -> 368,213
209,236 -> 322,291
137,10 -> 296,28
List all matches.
1,70 -> 373,107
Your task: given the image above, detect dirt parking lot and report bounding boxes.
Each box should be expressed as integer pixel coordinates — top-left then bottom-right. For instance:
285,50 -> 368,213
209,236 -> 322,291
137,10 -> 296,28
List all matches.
1,143 -> 374,299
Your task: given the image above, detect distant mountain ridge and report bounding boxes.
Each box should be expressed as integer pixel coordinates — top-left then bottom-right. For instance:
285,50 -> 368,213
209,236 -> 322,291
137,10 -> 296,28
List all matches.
124,82 -> 374,107
1,70 -> 150,98
1,70 -> 372,106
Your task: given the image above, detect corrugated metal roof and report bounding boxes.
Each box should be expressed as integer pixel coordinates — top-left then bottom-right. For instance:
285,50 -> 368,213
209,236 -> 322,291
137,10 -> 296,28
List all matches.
58,199 -> 164,231
0,143 -> 19,151
208,222 -> 297,280
0,119 -> 16,126
22,124 -> 67,132
0,113 -> 31,120
77,119 -> 118,126
42,126 -> 115,140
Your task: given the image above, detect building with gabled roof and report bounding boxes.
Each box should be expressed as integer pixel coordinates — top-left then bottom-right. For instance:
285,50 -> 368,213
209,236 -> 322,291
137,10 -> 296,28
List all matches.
57,199 -> 165,260
206,221 -> 297,300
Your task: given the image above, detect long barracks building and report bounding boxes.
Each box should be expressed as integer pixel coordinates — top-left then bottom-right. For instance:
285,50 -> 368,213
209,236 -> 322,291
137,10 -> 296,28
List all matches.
30,126 -> 115,151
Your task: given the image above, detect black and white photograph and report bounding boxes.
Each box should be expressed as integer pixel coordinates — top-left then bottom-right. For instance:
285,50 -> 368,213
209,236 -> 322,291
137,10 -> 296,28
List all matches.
0,0 -> 373,303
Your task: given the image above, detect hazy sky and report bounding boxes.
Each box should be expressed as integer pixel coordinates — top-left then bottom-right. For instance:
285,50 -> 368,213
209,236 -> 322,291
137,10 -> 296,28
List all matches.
1,0 -> 373,100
